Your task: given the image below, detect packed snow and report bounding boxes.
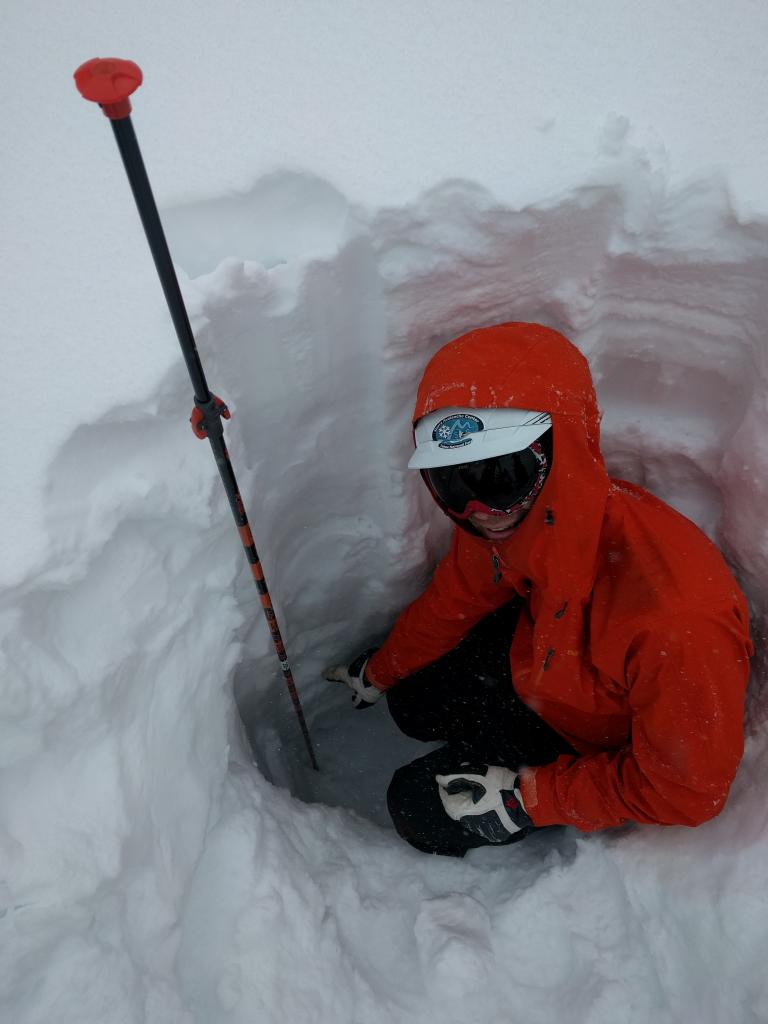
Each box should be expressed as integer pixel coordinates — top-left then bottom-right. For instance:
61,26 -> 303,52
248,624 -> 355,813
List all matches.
3,3 -> 768,1022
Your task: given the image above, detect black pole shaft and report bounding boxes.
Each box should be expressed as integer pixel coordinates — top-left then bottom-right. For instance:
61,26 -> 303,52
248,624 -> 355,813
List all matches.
107,113 -> 318,771
111,117 -> 210,402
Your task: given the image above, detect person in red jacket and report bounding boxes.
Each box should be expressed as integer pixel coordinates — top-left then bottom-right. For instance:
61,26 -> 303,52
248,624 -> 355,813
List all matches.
324,323 -> 753,856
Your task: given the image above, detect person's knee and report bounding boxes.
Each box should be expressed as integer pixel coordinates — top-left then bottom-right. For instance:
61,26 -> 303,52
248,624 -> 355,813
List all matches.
386,763 -> 414,821
387,764 -> 429,847
386,762 -> 468,858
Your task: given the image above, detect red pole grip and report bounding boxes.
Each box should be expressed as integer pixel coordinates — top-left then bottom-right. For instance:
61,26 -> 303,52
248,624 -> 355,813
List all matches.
73,58 -> 143,119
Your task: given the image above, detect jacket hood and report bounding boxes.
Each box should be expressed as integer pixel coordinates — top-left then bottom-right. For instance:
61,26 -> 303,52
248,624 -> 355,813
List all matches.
414,322 -> 610,602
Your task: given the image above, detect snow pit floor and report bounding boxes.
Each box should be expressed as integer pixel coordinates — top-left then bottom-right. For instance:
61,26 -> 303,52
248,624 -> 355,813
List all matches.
5,160 -> 768,1024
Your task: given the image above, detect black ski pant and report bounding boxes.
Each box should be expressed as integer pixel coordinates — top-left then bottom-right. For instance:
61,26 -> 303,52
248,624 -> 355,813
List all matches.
385,601 -> 574,857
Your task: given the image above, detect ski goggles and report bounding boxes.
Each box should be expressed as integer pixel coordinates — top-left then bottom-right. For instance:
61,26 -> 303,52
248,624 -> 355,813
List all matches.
422,430 -> 552,520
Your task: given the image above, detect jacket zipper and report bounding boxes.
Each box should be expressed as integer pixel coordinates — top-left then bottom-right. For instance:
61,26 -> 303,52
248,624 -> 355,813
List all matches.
491,551 -> 502,584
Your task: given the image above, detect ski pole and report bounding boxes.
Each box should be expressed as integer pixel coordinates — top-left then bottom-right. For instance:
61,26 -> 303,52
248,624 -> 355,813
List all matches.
73,57 -> 319,771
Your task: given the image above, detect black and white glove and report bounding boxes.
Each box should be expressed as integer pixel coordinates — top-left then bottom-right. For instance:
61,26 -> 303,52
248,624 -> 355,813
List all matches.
436,764 -> 534,844
322,648 -> 383,709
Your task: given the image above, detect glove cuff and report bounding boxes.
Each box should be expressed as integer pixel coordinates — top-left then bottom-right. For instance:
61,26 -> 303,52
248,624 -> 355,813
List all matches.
500,777 -> 534,831
362,659 -> 384,690
348,647 -> 379,679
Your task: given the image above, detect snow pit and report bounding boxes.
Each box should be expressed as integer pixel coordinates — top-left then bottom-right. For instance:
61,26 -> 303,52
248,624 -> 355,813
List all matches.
5,161 -> 768,1024
174,165 -> 768,1020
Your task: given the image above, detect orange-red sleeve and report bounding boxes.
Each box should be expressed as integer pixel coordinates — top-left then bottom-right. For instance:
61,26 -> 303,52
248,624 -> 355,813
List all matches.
520,611 -> 751,830
366,530 -> 520,689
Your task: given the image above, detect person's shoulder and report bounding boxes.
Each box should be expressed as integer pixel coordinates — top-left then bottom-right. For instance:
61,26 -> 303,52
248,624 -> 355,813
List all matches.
593,479 -> 741,623
604,478 -> 729,568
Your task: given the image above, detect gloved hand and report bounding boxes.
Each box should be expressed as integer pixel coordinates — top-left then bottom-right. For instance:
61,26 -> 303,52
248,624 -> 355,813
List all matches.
436,764 -> 534,843
322,648 -> 383,709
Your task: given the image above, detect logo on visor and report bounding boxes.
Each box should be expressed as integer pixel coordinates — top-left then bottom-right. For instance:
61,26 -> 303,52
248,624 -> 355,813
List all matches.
432,413 -> 484,449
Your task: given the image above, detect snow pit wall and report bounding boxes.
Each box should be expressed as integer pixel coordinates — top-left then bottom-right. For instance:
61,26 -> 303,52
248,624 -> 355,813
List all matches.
166,165 -> 768,736
3,159 -> 768,1020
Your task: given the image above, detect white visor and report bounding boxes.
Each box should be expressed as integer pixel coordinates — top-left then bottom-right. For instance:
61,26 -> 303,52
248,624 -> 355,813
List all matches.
408,407 -> 552,469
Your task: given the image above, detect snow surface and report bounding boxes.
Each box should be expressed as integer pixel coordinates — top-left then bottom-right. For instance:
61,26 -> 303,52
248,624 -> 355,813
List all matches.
4,2 -> 768,1022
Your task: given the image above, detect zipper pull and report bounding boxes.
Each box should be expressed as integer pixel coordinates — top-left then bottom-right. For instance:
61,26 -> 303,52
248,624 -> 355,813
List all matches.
491,552 -> 502,585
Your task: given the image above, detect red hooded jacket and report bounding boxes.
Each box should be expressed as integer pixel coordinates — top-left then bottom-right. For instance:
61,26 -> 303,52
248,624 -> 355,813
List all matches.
367,323 -> 752,831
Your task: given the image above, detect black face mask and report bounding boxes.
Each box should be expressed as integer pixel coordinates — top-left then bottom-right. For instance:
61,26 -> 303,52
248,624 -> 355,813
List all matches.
422,428 -> 553,521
